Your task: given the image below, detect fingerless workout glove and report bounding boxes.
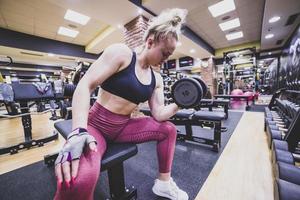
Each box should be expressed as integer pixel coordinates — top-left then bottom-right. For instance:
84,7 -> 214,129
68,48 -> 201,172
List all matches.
55,128 -> 97,165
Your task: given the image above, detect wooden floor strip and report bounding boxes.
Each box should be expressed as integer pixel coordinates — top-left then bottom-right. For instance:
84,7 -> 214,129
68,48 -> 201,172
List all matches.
0,113 -> 65,174
195,112 -> 273,200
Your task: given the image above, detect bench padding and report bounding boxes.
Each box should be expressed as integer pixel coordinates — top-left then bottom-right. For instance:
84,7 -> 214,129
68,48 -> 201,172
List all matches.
193,110 -> 225,121
174,109 -> 195,119
200,99 -> 230,104
140,108 -> 225,121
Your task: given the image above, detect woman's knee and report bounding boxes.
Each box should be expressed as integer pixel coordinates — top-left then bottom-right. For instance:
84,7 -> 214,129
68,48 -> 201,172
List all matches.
58,160 -> 100,197
160,121 -> 177,139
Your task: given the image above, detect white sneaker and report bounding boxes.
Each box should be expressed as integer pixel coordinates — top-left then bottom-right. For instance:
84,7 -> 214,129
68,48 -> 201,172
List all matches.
152,178 -> 188,200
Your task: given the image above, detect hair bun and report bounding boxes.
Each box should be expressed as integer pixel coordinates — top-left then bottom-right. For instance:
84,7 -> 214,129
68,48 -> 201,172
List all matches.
171,16 -> 182,26
143,8 -> 188,42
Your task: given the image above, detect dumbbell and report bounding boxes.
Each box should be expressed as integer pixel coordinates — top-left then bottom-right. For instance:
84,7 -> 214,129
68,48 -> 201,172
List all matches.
171,77 -> 207,108
63,84 -> 76,97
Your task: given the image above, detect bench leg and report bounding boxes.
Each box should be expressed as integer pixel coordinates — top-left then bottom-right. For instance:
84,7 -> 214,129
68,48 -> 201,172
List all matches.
184,124 -> 193,140
224,105 -> 229,119
213,121 -> 222,152
108,163 -> 137,200
44,152 -> 59,166
246,99 -> 250,110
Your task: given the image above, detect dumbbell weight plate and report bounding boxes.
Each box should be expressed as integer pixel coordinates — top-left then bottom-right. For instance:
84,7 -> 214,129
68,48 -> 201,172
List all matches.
192,77 -> 208,98
64,84 -> 76,97
171,78 -> 203,108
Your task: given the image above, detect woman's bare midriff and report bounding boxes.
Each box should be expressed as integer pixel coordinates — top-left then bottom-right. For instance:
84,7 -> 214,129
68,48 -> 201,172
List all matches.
96,89 -> 138,115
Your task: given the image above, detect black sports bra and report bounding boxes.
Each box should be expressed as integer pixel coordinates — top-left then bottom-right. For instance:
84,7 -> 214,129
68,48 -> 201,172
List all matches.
101,52 -> 156,104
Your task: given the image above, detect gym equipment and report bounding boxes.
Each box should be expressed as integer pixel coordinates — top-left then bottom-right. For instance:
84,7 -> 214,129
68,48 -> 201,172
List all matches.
63,84 -> 76,97
44,119 -> 138,200
272,139 -> 289,152
243,91 -> 254,101
266,92 -> 300,150
272,148 -> 295,165
72,61 -> 90,85
214,94 -> 255,110
264,90 -> 300,199
275,161 -> 300,186
192,76 -> 208,97
140,108 -> 226,152
196,99 -> 230,119
222,47 -> 257,94
171,77 -> 207,108
0,82 -> 58,155
231,89 -> 243,97
0,83 -> 14,102
274,179 -> 300,200
0,55 -> 13,66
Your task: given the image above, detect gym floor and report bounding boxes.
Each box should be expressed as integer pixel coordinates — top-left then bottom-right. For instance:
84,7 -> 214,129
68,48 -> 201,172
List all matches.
0,109 -> 272,200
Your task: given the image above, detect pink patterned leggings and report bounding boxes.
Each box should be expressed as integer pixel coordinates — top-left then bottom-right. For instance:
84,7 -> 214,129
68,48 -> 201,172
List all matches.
54,102 -> 177,200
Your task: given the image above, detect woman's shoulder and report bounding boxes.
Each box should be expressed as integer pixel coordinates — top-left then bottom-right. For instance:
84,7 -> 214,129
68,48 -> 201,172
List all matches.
105,43 -> 132,57
102,43 -> 134,70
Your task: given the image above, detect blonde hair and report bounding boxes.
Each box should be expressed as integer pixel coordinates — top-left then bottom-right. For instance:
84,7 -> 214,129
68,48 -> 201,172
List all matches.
143,8 -> 188,42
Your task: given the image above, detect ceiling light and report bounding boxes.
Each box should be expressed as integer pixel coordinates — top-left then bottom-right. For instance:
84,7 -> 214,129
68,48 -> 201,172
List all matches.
269,16 -> 280,23
64,9 -> 90,25
190,49 -> 195,53
268,52 -> 272,55
117,24 -> 123,29
6,67 -> 12,70
37,69 -> 43,71
226,31 -> 243,40
58,27 -> 79,38
219,18 -> 240,31
208,0 -> 236,18
265,33 -> 274,39
48,53 -> 55,57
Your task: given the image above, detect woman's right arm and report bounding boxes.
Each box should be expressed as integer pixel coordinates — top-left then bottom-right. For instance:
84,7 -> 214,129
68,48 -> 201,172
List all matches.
55,44 -> 131,184
72,43 -> 131,130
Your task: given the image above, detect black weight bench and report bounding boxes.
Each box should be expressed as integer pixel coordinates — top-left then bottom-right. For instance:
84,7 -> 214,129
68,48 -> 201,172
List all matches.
140,108 -> 226,152
0,82 -> 58,155
214,95 -> 254,110
197,99 -> 229,119
45,119 -> 138,200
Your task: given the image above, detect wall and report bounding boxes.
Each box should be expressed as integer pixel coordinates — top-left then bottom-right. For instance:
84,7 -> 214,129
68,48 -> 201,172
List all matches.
266,25 -> 300,91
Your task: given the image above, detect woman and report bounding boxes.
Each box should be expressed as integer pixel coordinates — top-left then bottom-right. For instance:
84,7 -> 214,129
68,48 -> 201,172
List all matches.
54,8 -> 189,200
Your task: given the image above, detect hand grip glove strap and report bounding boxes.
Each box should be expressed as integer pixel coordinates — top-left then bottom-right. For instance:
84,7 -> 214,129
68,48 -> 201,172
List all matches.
55,128 -> 97,165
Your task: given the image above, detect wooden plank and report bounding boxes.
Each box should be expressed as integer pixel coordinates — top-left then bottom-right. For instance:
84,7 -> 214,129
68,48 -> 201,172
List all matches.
195,112 -> 273,200
0,113 -> 65,174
